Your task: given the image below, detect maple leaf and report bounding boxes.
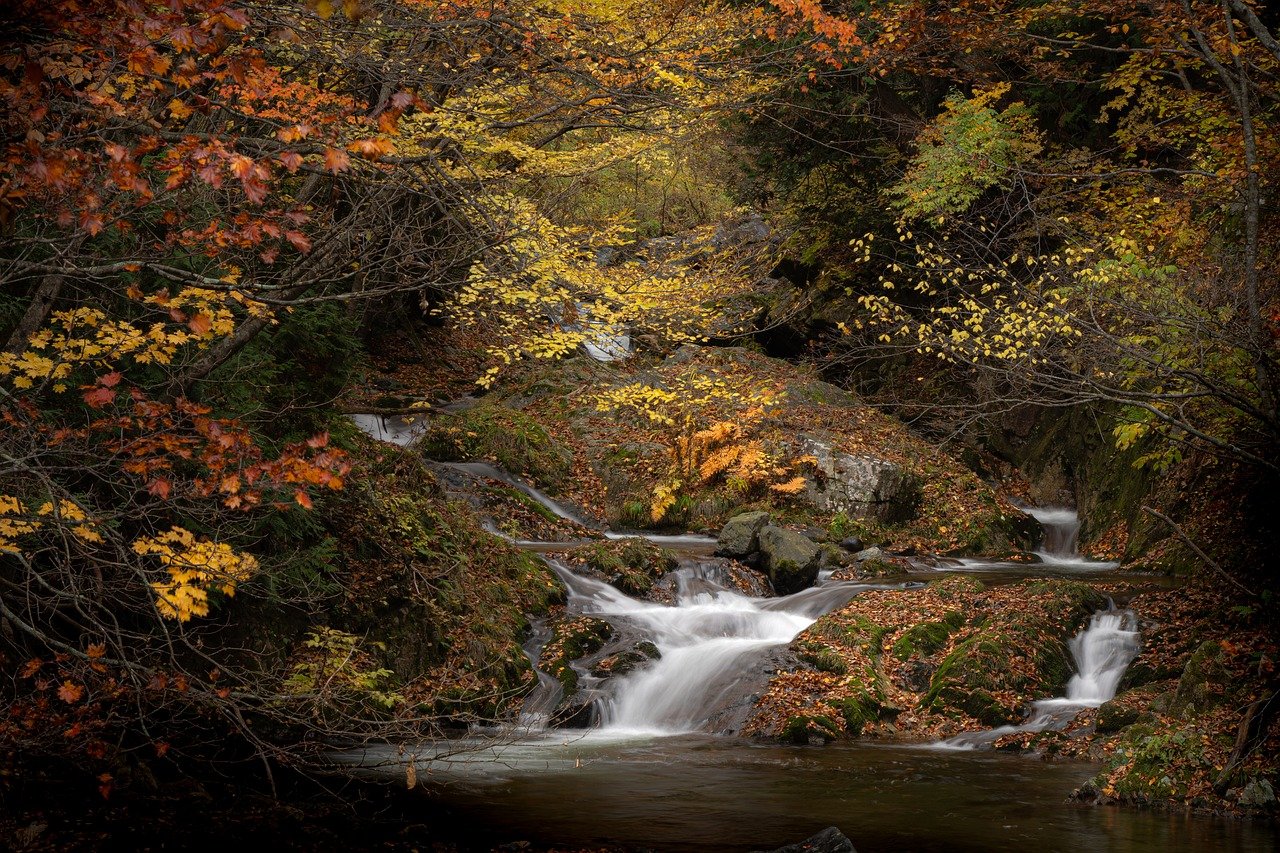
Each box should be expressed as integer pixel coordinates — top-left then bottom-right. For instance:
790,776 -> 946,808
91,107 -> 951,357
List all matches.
285,230 -> 311,252
57,680 -> 85,703
188,313 -> 212,335
294,489 -> 313,509
323,147 -> 350,174
83,387 -> 115,408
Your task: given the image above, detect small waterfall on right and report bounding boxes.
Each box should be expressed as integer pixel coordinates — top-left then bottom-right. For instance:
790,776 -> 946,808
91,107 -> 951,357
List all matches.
938,608 -> 1141,749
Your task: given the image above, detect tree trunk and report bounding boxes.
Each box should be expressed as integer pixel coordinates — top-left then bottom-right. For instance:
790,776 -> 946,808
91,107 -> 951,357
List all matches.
4,275 -> 63,354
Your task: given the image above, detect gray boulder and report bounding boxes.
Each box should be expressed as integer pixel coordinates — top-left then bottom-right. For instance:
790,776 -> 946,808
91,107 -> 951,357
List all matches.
757,524 -> 820,594
853,546 -> 885,562
718,510 -> 772,557
799,435 -> 922,523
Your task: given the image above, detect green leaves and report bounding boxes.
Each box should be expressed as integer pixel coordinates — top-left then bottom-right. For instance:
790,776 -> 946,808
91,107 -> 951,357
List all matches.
891,84 -> 1043,223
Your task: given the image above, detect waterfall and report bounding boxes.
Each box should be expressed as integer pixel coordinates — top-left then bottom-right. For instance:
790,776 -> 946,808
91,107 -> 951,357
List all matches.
1024,507 -> 1081,559
540,559 -> 879,735
955,506 -> 1118,573
937,608 -> 1140,749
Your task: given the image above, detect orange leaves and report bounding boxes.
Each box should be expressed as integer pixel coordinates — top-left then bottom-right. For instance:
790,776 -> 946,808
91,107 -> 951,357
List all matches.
348,137 -> 394,159
187,313 -> 213,335
276,124 -> 312,143
323,147 -> 351,174
57,680 -> 84,703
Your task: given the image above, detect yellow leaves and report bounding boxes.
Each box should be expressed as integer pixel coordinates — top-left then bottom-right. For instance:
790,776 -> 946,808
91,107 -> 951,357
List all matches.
650,480 -> 681,522
0,496 -> 103,553
769,475 -> 808,495
133,527 -> 259,621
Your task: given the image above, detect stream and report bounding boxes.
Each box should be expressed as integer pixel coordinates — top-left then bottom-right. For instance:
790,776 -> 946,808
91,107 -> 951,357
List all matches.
341,420 -> 1276,851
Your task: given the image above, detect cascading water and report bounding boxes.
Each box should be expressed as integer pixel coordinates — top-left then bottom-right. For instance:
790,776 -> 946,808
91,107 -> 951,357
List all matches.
545,558 -> 880,735
938,608 -> 1141,749
1026,507 -> 1082,559
952,505 -> 1119,574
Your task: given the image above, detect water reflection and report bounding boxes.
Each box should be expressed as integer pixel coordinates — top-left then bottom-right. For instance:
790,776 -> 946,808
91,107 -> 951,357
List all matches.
341,736 -> 1273,853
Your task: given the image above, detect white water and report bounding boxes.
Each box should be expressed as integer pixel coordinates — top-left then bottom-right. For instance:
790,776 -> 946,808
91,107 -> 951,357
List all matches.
544,558 -> 885,735
348,412 -> 426,446
956,505 -> 1119,573
937,609 -> 1140,749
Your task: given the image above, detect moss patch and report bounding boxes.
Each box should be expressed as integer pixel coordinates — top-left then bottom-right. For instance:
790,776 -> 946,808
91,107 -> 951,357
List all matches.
423,404 -> 572,489
566,537 -> 678,598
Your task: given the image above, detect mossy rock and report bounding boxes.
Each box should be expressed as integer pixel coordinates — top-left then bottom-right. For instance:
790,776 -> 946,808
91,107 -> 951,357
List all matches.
780,714 -> 842,744
1096,694 -> 1152,734
892,620 -> 954,661
834,691 -> 881,736
541,616 -> 615,693
808,613 -> 891,656
858,556 -> 908,578
1093,723 -> 1218,802
797,640 -> 849,675
323,451 -> 566,722
422,404 -> 572,488
1171,639 -> 1230,715
570,537 -> 678,597
932,575 -> 985,601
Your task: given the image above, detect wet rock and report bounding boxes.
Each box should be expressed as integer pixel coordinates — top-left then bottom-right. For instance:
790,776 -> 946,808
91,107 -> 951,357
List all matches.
839,536 -> 863,552
799,434 -> 923,523
549,694 -> 597,728
757,524 -> 820,594
755,826 -> 857,853
1238,778 -> 1277,807
718,510 -> 772,557
852,547 -> 885,562
591,641 -> 661,678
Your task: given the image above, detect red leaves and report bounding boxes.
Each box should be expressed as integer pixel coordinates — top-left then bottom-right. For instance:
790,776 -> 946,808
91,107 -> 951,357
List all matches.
82,386 -> 115,408
277,150 -> 303,173
285,230 -> 311,252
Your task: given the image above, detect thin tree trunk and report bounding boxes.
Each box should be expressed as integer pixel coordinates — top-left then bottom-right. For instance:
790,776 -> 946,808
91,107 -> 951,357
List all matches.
4,275 -> 63,354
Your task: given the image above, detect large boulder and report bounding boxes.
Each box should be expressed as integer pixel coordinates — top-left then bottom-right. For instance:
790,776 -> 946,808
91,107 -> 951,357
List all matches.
757,524 -> 820,594
799,435 -> 922,523
717,510 -> 772,557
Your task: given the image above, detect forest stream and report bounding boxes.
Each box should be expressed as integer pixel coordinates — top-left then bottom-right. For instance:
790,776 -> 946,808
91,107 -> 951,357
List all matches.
336,426 -> 1276,852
